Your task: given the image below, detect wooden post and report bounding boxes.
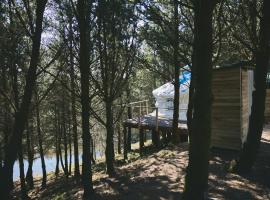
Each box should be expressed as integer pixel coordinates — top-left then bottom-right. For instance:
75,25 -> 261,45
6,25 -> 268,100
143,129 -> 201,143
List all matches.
139,128 -> 144,157
123,125 -> 127,160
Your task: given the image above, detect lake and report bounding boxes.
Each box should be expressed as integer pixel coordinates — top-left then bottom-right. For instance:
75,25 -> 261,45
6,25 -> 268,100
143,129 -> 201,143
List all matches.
13,151 -> 103,181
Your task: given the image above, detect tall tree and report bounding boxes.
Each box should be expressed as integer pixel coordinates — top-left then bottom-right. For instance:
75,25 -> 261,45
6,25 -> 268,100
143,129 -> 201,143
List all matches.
183,1 -> 216,199
126,84 -> 132,151
77,0 -> 94,197
235,0 -> 270,172
90,0 -> 139,175
35,90 -> 47,187
68,11 -> 80,178
0,0 -> 47,197
172,0 -> 180,143
26,117 -> 34,189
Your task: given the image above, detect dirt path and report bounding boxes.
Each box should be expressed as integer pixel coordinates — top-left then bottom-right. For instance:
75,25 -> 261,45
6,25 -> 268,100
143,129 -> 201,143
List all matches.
14,126 -> 270,200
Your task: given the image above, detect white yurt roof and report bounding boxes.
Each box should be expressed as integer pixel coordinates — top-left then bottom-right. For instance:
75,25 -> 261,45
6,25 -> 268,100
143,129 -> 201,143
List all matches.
152,67 -> 191,99
152,82 -> 175,98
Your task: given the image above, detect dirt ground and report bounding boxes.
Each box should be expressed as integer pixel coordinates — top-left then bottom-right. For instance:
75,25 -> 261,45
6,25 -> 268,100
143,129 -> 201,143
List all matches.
14,125 -> 270,200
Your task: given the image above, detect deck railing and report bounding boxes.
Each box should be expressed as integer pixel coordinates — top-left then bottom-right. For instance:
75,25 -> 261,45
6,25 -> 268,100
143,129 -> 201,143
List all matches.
127,99 -> 159,132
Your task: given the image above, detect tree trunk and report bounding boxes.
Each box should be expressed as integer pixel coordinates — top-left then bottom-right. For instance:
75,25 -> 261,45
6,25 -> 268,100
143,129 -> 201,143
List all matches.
90,136 -> 95,164
77,0 -> 94,197
68,16 -> 80,177
105,101 -> 115,176
3,1 -> 15,191
35,93 -> 47,188
117,123 -> 121,154
123,126 -> 128,160
18,140 -> 27,198
172,0 -> 180,144
68,118 -> 72,175
62,97 -> 69,177
58,120 -> 65,174
0,1 -> 47,197
55,108 -> 60,175
59,143 -> 65,174
93,139 -> 96,160
26,119 -> 34,189
186,70 -> 194,135
3,95 -> 13,191
183,1 -> 215,199
127,87 -> 132,151
236,0 -> 270,172
3,117 -> 13,191
55,136 -> 60,176
12,45 -> 27,198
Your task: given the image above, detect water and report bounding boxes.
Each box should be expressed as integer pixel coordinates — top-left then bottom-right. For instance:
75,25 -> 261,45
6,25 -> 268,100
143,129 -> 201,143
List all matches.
13,156 -> 59,181
13,151 -> 103,181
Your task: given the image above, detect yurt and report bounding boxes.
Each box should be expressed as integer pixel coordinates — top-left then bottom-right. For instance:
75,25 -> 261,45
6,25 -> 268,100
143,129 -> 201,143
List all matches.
150,67 -> 191,121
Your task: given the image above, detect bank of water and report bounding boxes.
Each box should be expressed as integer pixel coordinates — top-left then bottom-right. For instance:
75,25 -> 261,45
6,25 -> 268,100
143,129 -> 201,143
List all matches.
13,152 -> 103,181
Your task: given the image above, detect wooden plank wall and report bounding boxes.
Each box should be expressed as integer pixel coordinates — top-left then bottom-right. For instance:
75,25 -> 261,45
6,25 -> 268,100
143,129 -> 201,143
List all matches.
265,89 -> 270,122
211,67 -> 242,150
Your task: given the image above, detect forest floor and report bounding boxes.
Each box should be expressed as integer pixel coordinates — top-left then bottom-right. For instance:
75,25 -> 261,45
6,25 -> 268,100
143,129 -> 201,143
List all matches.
13,125 -> 270,200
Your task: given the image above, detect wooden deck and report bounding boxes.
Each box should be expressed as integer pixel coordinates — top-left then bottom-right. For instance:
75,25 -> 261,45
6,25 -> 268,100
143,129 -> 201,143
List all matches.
123,115 -> 187,131
122,115 -> 188,159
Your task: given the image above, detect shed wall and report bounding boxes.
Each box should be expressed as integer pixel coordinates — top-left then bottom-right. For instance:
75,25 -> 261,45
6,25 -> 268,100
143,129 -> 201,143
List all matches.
211,68 -> 242,150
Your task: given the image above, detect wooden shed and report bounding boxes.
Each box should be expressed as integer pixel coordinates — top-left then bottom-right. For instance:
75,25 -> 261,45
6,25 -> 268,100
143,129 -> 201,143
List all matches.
211,66 -> 254,150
